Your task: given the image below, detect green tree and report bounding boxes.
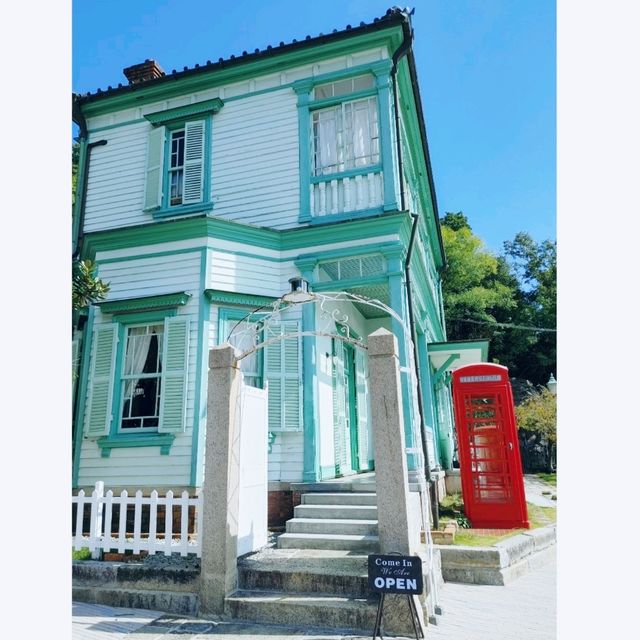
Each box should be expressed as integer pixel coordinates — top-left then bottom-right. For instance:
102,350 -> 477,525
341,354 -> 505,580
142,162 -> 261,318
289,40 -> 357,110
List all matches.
516,388 -> 556,472
501,233 -> 557,384
73,259 -> 110,310
440,212 -> 517,341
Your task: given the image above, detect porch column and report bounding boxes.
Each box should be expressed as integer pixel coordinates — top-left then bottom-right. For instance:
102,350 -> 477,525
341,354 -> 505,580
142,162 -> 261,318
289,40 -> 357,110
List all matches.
296,261 -> 321,482
417,331 -> 440,468
199,344 -> 242,615
387,251 -> 419,471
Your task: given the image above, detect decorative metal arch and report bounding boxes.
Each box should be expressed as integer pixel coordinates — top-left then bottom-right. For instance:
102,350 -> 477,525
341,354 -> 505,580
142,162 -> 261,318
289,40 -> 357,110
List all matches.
226,291 -> 410,360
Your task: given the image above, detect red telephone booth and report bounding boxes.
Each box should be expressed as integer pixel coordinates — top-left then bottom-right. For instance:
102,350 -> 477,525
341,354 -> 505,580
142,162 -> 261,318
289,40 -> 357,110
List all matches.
451,363 -> 529,529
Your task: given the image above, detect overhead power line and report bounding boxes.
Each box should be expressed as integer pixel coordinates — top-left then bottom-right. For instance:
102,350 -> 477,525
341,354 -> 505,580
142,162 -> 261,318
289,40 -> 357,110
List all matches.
449,317 -> 557,333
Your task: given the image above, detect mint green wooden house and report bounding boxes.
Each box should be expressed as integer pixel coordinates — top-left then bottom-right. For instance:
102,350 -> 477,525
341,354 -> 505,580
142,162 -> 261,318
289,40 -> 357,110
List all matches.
72,9 -> 484,512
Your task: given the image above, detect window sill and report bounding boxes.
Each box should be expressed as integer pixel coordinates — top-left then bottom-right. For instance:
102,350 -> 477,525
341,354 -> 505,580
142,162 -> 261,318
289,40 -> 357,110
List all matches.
151,202 -> 213,220
97,433 -> 175,458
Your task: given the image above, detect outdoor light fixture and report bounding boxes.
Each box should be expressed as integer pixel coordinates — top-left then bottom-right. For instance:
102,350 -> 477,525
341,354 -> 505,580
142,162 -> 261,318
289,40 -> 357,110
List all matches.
282,277 -> 315,303
546,374 -> 557,395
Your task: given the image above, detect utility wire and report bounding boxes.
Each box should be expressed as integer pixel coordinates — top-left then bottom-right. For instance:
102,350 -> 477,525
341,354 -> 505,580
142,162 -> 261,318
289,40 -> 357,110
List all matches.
449,317 -> 557,333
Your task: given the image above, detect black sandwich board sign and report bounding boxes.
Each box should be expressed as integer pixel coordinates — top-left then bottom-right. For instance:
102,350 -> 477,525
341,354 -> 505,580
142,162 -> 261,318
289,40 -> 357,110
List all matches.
367,554 -> 425,639
368,554 -> 424,594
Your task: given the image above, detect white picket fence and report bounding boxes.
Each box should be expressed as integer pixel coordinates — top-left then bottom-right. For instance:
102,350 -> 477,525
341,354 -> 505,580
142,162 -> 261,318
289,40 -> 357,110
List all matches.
72,482 -> 203,557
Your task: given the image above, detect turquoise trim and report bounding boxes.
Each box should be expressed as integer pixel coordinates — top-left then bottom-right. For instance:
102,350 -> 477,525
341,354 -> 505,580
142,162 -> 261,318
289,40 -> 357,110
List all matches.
98,292 -> 191,315
310,164 -> 382,184
294,59 -> 396,225
97,433 -> 176,457
388,269 -> 418,471
153,115 -> 213,219
427,340 -> 489,362
308,206 -> 385,225
302,275 -> 319,482
204,289 -> 277,308
82,211 -> 413,258
368,459 -> 375,471
268,431 -> 277,454
190,247 -> 209,487
112,309 -> 177,324
417,332 -> 440,468
433,354 -> 461,384
374,70 -> 398,212
72,305 -> 96,487
144,98 -> 224,125
152,203 -> 215,220
296,85 -> 312,223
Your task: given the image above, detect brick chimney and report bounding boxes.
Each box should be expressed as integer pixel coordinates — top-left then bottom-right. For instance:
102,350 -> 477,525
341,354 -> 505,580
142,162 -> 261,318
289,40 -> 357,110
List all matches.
123,59 -> 165,85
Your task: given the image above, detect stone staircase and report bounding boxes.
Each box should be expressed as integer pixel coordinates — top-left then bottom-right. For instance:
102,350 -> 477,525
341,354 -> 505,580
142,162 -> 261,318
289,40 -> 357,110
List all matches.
277,491 -> 380,552
225,487 -> 388,633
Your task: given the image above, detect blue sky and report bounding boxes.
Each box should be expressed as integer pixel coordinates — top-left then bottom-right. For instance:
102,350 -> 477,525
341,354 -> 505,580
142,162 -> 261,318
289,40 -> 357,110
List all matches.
72,0 -> 556,253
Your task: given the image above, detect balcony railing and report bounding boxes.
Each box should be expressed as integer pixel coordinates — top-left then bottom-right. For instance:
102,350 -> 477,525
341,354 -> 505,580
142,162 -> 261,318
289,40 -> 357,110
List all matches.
310,167 -> 383,218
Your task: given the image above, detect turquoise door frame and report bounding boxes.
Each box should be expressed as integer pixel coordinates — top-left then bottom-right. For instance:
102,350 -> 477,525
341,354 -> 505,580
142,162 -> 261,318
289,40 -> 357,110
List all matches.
343,342 -> 360,475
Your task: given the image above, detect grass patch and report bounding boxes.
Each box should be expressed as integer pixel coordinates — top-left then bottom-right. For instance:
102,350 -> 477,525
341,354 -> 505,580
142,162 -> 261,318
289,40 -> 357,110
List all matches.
72,547 -> 92,561
436,496 -> 556,547
536,472 -> 557,486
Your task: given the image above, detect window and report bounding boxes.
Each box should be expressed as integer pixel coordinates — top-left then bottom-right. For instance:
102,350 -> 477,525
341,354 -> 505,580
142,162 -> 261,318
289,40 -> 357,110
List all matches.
120,324 -> 164,430
143,98 -> 224,217
311,76 -> 380,177
83,299 -> 191,451
168,130 -> 185,206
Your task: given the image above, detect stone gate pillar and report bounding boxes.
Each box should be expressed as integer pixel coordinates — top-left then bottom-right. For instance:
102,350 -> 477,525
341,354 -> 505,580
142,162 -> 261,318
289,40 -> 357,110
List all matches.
199,344 -> 242,615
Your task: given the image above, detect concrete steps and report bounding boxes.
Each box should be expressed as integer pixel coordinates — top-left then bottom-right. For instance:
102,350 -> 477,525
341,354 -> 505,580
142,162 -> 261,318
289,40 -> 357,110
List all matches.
225,590 -> 377,632
277,531 -> 379,551
228,548 -> 377,633
277,490 -> 380,552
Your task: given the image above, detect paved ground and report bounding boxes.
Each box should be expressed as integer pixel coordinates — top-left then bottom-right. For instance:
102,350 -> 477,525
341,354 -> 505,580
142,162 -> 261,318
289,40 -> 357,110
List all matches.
523,474 -> 557,508
72,547 -> 556,639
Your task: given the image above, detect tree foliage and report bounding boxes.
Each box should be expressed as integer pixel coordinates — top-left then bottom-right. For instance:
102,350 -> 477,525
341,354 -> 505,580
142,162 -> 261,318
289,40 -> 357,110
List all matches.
516,388 -> 557,472
73,259 -> 110,310
440,212 -> 556,385
440,212 -> 517,341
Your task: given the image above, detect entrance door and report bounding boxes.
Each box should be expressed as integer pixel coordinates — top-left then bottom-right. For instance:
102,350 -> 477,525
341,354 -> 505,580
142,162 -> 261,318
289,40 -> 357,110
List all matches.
333,340 -> 358,476
452,364 -> 529,529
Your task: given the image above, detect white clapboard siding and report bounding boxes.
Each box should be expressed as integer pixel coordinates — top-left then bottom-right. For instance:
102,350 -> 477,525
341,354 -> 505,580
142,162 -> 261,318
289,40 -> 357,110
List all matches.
73,484 -> 203,557
209,251 -> 283,298
84,121 -> 150,232
77,251 -> 201,488
211,90 -> 299,229
267,430 -> 304,483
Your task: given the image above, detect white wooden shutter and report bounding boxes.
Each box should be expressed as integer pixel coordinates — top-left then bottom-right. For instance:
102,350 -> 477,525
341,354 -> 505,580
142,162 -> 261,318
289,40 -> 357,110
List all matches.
159,316 -> 190,433
84,325 -> 118,437
182,120 -> 205,204
265,321 -> 301,431
355,349 -> 370,471
144,126 -> 165,210
332,340 -> 348,473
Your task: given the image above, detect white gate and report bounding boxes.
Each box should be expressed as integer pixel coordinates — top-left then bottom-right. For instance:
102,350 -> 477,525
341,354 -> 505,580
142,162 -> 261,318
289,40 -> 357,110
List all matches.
237,380 -> 268,556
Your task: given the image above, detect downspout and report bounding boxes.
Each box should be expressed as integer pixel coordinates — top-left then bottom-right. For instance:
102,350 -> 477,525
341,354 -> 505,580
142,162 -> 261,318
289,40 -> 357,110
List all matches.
391,11 -> 439,528
72,94 -> 107,262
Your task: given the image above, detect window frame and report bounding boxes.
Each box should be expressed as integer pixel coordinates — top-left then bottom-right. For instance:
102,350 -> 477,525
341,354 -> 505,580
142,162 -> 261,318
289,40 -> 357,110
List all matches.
117,321 -> 166,434
143,98 -> 223,220
293,59 -> 396,224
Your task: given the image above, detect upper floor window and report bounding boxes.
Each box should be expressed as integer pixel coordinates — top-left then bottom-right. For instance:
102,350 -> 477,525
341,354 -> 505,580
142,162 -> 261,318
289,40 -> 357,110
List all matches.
143,97 -> 223,218
169,130 -> 185,206
312,97 -> 380,177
